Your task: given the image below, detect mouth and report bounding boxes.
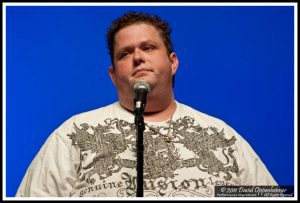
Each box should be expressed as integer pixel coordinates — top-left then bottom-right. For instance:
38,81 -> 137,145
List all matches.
132,68 -> 152,76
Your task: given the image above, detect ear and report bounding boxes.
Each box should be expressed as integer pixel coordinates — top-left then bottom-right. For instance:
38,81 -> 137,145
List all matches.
109,65 -> 117,87
169,52 -> 179,76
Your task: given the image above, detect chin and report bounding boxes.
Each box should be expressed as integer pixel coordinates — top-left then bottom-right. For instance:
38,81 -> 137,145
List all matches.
133,78 -> 149,85
132,77 -> 156,88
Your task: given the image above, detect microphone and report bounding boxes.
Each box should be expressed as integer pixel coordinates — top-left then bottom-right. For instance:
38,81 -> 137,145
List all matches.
134,80 -> 151,113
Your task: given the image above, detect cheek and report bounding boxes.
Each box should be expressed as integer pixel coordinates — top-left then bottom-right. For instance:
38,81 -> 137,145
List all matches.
114,66 -> 132,82
114,63 -> 128,74
157,59 -> 173,74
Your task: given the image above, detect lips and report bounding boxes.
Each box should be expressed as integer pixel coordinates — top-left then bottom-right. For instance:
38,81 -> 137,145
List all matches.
132,68 -> 152,76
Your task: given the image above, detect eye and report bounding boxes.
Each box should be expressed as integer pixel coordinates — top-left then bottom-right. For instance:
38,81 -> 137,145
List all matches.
119,51 -> 130,59
144,45 -> 154,51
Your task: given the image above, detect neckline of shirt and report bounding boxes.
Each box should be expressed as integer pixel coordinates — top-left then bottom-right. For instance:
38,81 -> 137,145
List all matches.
114,100 -> 182,126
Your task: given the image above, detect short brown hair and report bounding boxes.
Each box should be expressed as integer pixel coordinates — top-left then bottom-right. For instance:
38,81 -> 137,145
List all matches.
106,11 -> 174,63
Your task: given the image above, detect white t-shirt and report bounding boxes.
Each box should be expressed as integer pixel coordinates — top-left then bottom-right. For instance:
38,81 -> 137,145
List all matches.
16,101 -> 277,197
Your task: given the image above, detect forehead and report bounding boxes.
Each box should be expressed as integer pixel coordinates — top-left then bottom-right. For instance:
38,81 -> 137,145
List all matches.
114,23 -> 163,46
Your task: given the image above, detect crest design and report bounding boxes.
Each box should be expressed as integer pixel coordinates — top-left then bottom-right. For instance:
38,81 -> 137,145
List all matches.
67,116 -> 239,195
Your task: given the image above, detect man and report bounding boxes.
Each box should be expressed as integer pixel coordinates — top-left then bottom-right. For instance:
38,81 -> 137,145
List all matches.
16,11 -> 277,197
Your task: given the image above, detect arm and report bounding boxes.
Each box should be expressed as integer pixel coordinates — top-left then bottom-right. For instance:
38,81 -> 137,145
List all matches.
226,125 -> 278,186
16,130 -> 80,197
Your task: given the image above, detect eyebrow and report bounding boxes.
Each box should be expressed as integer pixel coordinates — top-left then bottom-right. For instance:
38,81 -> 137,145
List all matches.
139,40 -> 158,47
116,40 -> 159,54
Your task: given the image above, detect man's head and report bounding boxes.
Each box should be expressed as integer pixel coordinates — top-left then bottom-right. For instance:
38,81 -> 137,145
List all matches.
106,11 -> 179,112
106,11 -> 174,65
106,11 -> 177,89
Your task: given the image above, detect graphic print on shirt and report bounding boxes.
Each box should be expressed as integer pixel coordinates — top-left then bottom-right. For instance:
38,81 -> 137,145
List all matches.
67,116 -> 240,197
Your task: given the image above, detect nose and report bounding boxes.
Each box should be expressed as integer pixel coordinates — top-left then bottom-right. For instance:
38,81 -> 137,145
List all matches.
133,49 -> 144,67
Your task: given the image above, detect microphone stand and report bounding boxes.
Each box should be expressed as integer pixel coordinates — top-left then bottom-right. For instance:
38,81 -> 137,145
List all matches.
134,88 -> 148,197
135,108 -> 144,197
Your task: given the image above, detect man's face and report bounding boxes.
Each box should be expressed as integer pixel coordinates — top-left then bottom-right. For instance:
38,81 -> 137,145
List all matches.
109,23 -> 178,98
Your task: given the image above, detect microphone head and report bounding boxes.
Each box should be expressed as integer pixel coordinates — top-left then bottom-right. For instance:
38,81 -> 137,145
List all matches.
134,80 -> 151,93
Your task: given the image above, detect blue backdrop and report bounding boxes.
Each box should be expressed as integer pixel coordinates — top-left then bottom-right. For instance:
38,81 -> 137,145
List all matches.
6,5 -> 295,197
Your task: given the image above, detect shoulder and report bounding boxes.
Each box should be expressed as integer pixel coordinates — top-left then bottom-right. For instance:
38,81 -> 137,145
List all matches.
176,101 -> 230,127
52,102 -> 121,138
65,101 -> 119,123
175,101 -> 245,140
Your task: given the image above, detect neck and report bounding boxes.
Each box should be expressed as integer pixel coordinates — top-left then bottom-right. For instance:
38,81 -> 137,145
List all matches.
119,91 -> 177,122
143,98 -> 177,122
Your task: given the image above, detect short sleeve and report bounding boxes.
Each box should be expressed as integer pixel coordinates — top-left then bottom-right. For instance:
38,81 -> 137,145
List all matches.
15,129 -> 80,197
